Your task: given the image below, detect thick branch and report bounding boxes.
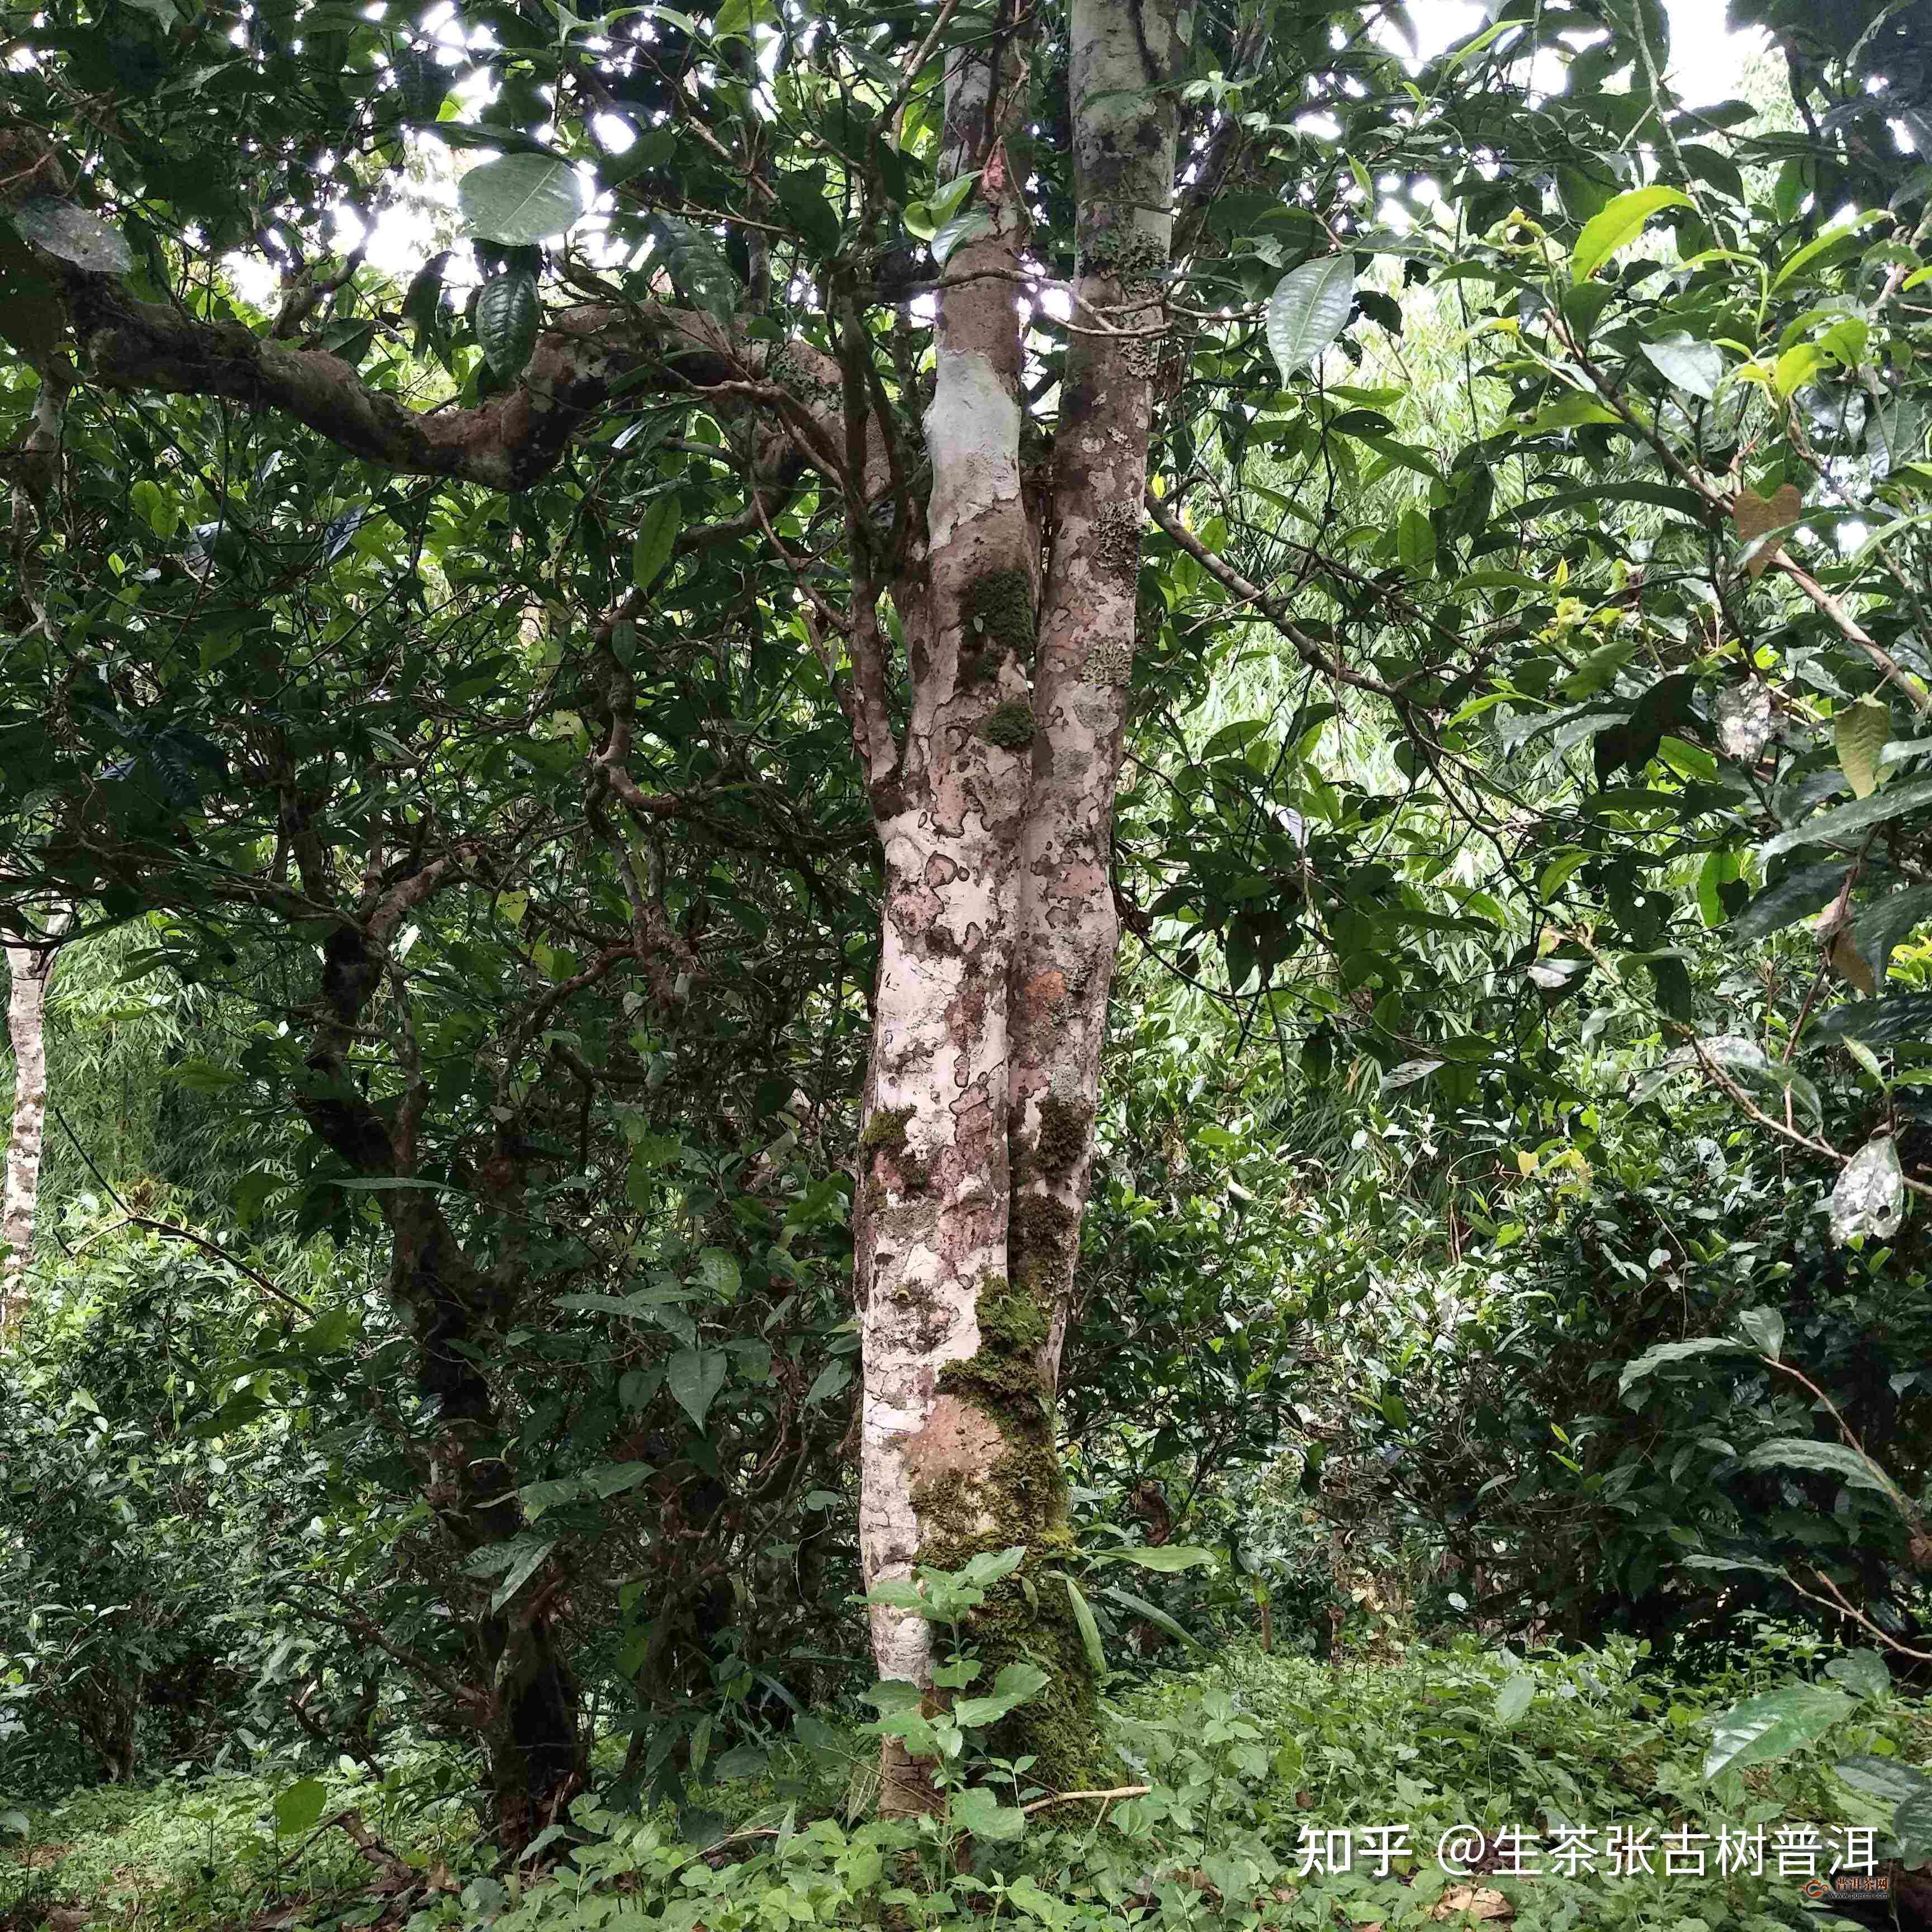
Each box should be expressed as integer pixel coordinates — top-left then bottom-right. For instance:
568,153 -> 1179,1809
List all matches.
67,273 -> 877,496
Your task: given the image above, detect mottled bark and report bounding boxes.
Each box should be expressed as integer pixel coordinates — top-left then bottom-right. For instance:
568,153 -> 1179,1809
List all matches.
855,23 -> 1047,1813
1019,0 -> 1180,1384
1,918 -> 64,1339
854,0 -> 1180,1806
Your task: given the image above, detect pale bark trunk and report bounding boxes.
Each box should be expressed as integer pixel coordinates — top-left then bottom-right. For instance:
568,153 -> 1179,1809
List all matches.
855,0 -> 1180,1805
1,919 -> 65,1339
1019,0 -> 1180,1383
855,22 -> 1044,1811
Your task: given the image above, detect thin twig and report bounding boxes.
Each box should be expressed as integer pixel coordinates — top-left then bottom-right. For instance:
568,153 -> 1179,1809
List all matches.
1021,1784 -> 1150,1813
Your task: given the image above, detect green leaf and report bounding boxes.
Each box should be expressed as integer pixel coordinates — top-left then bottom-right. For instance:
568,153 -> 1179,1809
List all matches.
1835,698 -> 1891,800
1063,1574 -> 1106,1677
1702,1684 -> 1853,1781
959,1545 -> 1026,1587
1816,993 -> 1932,1046
1089,1543 -> 1217,1573
1854,882 -> 1932,984
1835,1755 -> 1930,1805
693,1246 -> 740,1300
458,153 -> 586,244
1732,862 -> 1849,943
1772,215 -> 1878,291
1396,505 -> 1436,575
1824,1651 -> 1891,1701
667,1347 -> 728,1427
646,215 -> 740,323
1618,1336 -> 1751,1394
491,1536 -> 557,1612
273,1778 -> 329,1838
1740,1437 -> 1900,1502
9,196 -> 135,274
1571,186 -> 1692,282
631,495 -> 682,591
1521,394 -> 1623,434
1736,1306 -> 1784,1360
1763,776 -> 1932,859
0,1809 -> 27,1840
1099,1584 -> 1204,1651
931,208 -> 992,267
1897,1788 -> 1932,1862
585,1459 -> 655,1499
1494,1674 -> 1537,1726
950,1784 -> 1026,1843
1640,333 -> 1722,400
1266,257 -> 1355,381
803,1360 -> 850,1407
952,1662 -> 1050,1729
475,269 -> 542,377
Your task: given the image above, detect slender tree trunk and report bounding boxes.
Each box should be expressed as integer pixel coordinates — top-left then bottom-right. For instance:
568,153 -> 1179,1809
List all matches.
1017,0 -> 1180,1386
301,903 -> 584,1847
1,918 -> 66,1339
855,0 -> 1178,1806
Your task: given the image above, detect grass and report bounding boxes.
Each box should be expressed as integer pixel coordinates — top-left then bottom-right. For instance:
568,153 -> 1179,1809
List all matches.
5,1631 -> 1924,1932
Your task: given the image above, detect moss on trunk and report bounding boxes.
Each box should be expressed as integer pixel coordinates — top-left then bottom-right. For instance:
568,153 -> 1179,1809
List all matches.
917,1272 -> 1099,1788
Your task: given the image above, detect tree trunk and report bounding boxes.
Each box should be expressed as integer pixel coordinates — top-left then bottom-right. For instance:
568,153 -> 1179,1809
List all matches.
855,0 -> 1178,1807
1017,0 -> 1180,1386
1,918 -> 65,1340
302,904 -> 584,1847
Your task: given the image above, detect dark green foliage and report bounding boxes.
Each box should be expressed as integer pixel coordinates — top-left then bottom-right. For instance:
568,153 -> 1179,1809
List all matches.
7,0 -> 1932,1891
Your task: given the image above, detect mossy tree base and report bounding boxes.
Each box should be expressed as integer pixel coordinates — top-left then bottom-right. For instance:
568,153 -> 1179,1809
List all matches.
907,1272 -> 1102,1793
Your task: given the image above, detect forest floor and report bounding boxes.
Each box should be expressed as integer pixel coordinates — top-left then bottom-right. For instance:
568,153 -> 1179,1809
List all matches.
2,1637 -> 1917,1932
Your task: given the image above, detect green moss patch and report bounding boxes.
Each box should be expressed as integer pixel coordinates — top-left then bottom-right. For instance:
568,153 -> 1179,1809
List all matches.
915,1268 -> 1098,1787
977,700 -> 1036,750
860,1106 -> 914,1155
965,569 -> 1036,659
1033,1096 -> 1090,1180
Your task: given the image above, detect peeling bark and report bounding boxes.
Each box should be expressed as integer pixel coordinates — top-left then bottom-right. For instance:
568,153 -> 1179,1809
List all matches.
1,917 -> 65,1341
1018,0 -> 1180,1384
855,21 -> 1050,1813
854,0 -> 1179,1805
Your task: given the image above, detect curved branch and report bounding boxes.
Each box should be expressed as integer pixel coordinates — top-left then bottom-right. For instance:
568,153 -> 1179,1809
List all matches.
64,271 -> 877,496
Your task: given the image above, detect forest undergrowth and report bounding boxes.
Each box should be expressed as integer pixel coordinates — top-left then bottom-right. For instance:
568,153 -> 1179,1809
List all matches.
6,1634 -> 1919,1932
